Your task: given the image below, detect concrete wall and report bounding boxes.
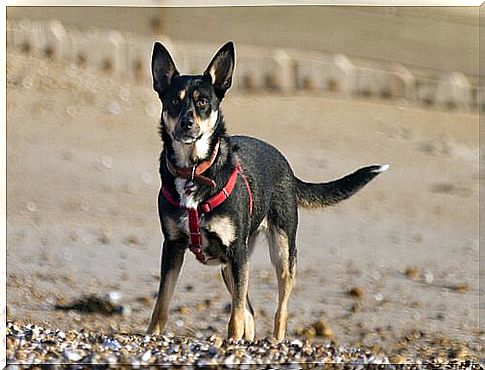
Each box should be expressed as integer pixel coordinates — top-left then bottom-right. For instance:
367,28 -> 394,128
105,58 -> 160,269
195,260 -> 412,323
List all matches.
7,6 -> 479,76
6,17 -> 481,111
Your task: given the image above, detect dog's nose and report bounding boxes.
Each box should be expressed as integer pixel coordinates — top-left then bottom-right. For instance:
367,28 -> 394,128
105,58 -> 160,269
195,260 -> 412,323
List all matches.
181,116 -> 194,130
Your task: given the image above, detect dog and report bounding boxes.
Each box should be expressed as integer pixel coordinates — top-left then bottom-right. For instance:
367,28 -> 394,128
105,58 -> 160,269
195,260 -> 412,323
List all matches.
147,41 -> 388,341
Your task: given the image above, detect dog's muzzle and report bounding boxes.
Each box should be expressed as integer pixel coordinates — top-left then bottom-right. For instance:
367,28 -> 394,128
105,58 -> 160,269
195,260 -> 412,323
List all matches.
174,121 -> 201,144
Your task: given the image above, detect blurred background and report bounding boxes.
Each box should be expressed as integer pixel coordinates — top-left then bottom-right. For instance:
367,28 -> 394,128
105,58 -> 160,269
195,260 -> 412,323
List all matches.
6,6 -> 481,359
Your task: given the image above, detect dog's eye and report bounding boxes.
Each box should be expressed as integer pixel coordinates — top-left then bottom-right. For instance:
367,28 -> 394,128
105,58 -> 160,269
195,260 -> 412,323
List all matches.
196,98 -> 208,108
171,98 -> 179,106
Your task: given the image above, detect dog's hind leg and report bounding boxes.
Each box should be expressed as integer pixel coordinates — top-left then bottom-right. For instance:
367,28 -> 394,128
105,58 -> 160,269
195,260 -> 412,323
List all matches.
221,262 -> 255,340
147,240 -> 185,335
267,218 -> 297,341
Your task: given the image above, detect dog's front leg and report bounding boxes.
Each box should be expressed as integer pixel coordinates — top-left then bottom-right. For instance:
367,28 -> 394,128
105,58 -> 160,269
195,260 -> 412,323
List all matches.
226,244 -> 250,340
147,240 -> 185,335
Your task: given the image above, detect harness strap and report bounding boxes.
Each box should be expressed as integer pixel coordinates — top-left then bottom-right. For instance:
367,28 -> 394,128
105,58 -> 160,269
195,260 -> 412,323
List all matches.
161,186 -> 180,208
161,161 -> 253,264
238,164 -> 253,216
187,208 -> 205,263
200,164 -> 240,213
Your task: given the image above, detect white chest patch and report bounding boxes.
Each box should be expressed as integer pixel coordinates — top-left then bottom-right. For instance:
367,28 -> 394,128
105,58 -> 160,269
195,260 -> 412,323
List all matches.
204,216 -> 236,247
174,178 -> 200,209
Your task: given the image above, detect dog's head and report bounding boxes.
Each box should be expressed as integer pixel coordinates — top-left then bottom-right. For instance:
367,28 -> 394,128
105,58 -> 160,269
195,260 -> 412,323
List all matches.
152,42 -> 235,145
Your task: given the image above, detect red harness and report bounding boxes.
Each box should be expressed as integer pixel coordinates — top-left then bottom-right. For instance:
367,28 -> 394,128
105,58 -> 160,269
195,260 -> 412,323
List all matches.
161,162 -> 253,264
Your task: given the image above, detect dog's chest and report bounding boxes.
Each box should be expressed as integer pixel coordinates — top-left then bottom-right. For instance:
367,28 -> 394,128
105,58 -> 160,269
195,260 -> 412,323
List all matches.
166,210 -> 236,265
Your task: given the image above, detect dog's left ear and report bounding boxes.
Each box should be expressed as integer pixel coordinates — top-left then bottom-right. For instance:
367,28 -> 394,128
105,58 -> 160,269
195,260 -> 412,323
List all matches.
204,42 -> 235,100
152,42 -> 179,98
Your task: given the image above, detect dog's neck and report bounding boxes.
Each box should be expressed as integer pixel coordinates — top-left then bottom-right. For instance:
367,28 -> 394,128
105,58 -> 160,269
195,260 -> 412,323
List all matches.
170,134 -> 214,168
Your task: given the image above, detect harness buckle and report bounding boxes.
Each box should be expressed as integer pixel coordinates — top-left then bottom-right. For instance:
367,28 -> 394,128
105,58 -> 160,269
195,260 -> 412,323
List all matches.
201,203 -> 211,213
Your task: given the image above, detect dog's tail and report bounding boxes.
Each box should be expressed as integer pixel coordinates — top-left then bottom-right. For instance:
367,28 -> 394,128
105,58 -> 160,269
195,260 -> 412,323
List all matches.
295,164 -> 389,209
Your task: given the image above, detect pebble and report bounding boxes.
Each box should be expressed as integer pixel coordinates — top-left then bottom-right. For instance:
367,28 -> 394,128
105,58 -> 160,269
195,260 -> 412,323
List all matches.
176,305 -> 191,315
102,155 -> 113,169
311,319 -> 334,339
106,100 -> 121,115
301,326 -> 316,340
389,354 -> 405,364
103,338 -> 121,351
63,348 -> 83,361
449,282 -> 470,293
56,330 -> 66,339
423,270 -> 434,284
141,349 -> 152,362
119,88 -> 130,102
404,266 -> 420,280
5,321 -> 479,367
65,106 -> 78,117
224,353 -> 237,366
106,291 -> 122,303
26,201 -> 37,212
348,286 -> 366,300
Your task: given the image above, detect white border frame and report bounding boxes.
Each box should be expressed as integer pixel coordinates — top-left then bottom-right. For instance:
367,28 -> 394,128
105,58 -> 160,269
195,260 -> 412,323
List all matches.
1,1 -> 482,368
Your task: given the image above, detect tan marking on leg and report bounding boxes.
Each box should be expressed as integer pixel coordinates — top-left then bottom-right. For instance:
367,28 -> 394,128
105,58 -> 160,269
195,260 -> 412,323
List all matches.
244,306 -> 255,340
228,307 -> 246,339
222,264 -> 254,340
147,244 -> 185,335
267,225 -> 295,341
147,267 -> 181,334
205,216 -> 236,246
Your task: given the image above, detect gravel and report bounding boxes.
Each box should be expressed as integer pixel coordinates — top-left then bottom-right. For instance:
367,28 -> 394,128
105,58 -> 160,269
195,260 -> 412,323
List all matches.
6,322 -> 481,368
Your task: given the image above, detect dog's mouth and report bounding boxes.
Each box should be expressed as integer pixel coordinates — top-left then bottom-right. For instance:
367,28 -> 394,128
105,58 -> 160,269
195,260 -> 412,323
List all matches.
177,133 -> 203,145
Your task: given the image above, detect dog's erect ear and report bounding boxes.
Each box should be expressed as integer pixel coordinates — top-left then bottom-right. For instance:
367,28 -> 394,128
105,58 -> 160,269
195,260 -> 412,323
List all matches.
152,42 -> 179,98
204,42 -> 235,100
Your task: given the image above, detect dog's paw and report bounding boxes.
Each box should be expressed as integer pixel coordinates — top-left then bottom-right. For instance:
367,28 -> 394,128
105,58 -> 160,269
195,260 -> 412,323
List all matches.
145,326 -> 161,336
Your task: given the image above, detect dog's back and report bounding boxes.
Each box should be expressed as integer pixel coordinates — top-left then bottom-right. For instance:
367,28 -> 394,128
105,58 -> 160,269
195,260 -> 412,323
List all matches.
231,134 -> 388,218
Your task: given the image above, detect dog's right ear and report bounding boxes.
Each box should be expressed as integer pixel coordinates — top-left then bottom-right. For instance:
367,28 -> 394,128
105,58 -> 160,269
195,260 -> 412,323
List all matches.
151,42 -> 179,98
204,42 -> 235,100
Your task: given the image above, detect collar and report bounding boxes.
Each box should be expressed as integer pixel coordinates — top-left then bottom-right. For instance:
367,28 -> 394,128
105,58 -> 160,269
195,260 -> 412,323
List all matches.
165,141 -> 220,188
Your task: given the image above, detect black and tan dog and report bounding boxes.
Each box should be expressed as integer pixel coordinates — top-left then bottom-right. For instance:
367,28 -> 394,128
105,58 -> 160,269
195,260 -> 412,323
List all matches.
147,41 -> 388,340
